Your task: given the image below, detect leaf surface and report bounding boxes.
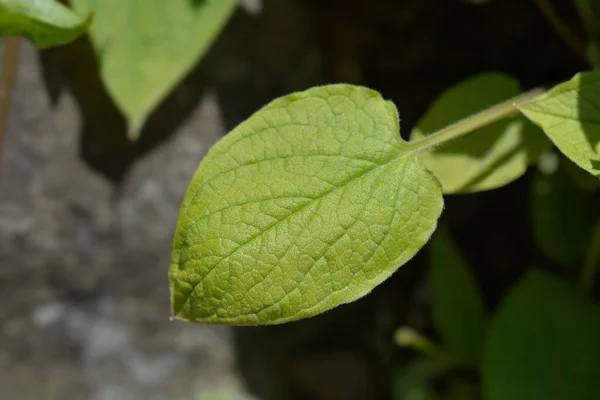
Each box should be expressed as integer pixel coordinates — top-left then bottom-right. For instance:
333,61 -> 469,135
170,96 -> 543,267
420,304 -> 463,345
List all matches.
170,85 -> 444,325
0,0 -> 90,47
520,69 -> 600,177
71,0 -> 237,139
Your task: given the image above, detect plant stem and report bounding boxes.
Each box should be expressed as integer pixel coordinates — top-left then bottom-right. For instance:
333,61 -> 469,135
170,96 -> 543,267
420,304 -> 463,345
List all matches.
406,88 -> 545,152
0,37 -> 22,171
534,0 -> 590,64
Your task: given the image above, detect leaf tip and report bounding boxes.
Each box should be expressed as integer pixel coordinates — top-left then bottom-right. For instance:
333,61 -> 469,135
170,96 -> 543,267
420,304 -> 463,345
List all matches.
126,116 -> 147,141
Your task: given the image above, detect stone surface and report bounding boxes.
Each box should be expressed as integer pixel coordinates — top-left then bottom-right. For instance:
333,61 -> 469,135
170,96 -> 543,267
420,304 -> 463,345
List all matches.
0,42 -> 246,400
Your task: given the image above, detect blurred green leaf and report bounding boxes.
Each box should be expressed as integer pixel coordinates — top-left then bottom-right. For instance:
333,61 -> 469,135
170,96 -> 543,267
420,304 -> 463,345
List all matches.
394,358 -> 453,400
70,0 -> 238,140
394,357 -> 479,400
483,271 -> 600,400
0,0 -> 90,47
429,229 -> 487,365
530,166 -> 595,265
519,69 -> 600,177
411,73 -> 551,194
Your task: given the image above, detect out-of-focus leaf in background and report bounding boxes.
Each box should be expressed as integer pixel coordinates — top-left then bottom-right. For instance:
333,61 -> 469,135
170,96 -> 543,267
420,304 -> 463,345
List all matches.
429,228 -> 488,365
70,0 -> 238,139
484,271 -> 600,400
530,165 -> 595,266
0,0 -> 90,47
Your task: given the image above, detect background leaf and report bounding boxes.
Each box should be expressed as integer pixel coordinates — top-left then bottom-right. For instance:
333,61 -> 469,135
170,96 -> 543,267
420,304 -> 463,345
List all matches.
519,69 -> 600,177
411,72 -> 551,194
71,0 -> 238,139
429,228 -> 487,365
169,85 -> 444,325
530,165 -> 595,265
483,271 -> 600,400
0,0 -> 90,47
394,358 -> 453,400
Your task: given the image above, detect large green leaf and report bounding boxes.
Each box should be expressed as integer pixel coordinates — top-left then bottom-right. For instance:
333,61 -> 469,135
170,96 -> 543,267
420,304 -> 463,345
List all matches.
519,69 -> 600,177
170,85 -> 444,325
530,167 -> 594,265
411,73 -> 551,194
0,0 -> 90,47
484,271 -> 600,400
429,229 -> 487,365
71,0 -> 238,139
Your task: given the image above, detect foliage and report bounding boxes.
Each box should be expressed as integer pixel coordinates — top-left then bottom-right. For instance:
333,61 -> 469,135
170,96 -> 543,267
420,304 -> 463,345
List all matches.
0,0 -> 238,139
70,0 -> 238,139
4,0 -> 600,399
429,229 -> 487,366
0,0 -> 90,47
394,242 -> 600,400
411,73 -> 549,193
169,69 -> 600,325
169,85 -> 444,324
484,271 -> 600,400
519,70 -> 600,177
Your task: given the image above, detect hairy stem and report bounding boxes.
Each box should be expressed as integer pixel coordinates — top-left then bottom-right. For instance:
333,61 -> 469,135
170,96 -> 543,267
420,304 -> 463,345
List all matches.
407,88 -> 545,152
534,0 -> 590,64
0,37 -> 22,171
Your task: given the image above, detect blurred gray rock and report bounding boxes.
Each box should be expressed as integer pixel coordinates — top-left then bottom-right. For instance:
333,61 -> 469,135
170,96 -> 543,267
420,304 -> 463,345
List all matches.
0,42 -> 246,400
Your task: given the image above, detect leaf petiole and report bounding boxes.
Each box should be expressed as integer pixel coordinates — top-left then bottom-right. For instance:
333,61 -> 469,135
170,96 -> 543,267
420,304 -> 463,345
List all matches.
406,88 -> 545,152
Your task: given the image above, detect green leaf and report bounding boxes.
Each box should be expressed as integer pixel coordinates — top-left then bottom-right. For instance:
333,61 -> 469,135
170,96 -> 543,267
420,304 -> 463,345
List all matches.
70,0 -> 238,139
519,69 -> 600,177
394,357 -> 479,400
411,73 -> 551,194
429,229 -> 487,365
530,166 -> 594,265
0,0 -> 91,48
483,271 -> 600,400
170,85 -> 444,325
394,358 -> 453,400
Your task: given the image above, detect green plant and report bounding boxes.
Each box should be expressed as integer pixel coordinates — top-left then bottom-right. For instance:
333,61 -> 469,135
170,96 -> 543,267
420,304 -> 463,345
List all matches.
4,1 -> 600,399
393,229 -> 600,400
0,0 -> 237,139
169,69 -> 600,325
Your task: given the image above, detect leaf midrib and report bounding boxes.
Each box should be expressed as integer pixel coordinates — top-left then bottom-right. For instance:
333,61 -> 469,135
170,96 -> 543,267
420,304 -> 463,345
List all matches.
173,146 -> 419,316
